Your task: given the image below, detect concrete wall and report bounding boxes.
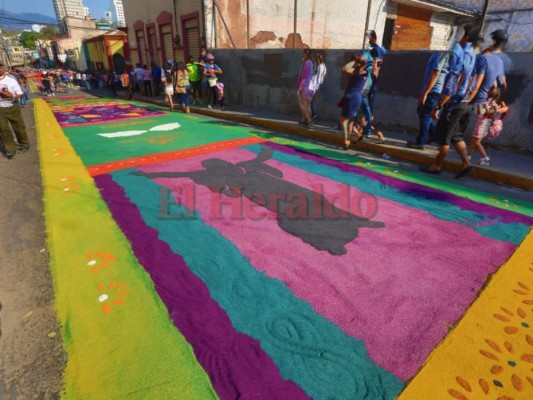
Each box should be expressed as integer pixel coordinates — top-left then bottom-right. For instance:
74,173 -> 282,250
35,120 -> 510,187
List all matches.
212,49 -> 533,152
205,0 -> 370,50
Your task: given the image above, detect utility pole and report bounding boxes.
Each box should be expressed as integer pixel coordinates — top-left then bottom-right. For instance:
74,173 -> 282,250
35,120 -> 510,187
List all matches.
362,0 -> 372,48
480,0 -> 491,33
293,0 -> 297,48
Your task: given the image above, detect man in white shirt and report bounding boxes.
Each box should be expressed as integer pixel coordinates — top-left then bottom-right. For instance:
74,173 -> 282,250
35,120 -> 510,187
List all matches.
0,62 -> 29,159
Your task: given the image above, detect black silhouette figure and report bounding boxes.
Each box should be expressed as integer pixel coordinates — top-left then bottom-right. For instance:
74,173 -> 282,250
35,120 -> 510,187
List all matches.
131,147 -> 384,255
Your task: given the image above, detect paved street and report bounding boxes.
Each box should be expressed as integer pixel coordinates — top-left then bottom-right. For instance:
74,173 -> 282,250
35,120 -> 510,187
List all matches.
1,90 -> 532,399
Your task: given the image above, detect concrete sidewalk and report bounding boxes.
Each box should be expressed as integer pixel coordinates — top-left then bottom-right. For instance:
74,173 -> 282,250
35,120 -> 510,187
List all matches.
95,89 -> 533,191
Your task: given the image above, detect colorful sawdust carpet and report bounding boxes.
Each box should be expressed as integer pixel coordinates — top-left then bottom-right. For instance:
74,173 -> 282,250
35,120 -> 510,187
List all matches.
36,94 -> 533,399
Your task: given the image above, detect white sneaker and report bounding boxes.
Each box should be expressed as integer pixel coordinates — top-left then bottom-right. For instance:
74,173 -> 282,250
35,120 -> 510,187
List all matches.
207,105 -> 213,109
479,158 -> 491,167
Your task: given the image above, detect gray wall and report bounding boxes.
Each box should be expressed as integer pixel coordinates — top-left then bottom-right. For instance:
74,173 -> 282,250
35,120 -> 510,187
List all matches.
212,49 -> 533,153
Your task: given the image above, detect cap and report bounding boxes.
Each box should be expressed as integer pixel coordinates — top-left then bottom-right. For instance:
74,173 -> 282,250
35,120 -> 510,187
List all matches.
206,53 -> 215,60
490,29 -> 509,43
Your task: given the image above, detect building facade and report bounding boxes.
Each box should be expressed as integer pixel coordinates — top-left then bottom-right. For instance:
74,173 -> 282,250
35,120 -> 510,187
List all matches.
53,0 -> 86,24
123,0 -> 205,67
84,30 -> 129,72
112,0 -> 127,28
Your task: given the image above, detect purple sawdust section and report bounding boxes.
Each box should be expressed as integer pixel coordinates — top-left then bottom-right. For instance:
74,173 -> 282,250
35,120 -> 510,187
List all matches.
53,104 -> 166,127
94,174 -> 310,400
264,142 -> 533,226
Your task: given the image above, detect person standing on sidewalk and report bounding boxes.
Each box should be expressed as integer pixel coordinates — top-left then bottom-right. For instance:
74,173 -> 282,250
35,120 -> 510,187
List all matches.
407,51 -> 450,149
142,65 -> 153,97
0,61 -> 30,159
203,54 -> 223,109
120,67 -> 134,100
366,31 -> 385,113
175,62 -> 191,114
296,48 -> 315,127
309,51 -> 327,122
186,56 -> 202,105
420,26 -> 488,178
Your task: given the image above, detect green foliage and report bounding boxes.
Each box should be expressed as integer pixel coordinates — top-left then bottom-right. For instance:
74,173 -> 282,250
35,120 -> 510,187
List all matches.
19,31 -> 40,50
40,26 -> 59,40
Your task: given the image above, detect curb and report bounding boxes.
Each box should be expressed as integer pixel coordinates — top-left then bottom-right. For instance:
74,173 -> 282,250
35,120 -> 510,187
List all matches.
102,92 -> 533,192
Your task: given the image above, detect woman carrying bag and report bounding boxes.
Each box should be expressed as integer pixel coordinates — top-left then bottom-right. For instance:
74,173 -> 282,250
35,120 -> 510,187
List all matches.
175,62 -> 191,114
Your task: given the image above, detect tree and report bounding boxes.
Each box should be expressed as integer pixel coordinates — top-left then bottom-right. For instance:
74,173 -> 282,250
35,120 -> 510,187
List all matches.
19,31 -> 40,50
40,26 -> 59,40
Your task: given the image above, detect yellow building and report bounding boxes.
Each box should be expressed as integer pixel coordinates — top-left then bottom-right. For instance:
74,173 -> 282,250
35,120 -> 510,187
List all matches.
84,30 -> 129,72
123,0 -> 204,67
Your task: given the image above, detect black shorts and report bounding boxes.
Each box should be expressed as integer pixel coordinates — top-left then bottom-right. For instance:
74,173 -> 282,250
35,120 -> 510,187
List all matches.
434,103 -> 472,145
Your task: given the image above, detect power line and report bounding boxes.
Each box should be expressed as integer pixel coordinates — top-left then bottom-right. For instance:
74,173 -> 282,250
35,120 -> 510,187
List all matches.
0,15 -> 57,26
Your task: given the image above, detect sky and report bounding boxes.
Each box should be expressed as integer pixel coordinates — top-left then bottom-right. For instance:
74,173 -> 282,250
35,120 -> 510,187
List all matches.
2,0 -> 110,21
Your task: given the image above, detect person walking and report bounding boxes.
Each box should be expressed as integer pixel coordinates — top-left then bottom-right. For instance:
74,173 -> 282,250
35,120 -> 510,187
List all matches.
359,48 -> 386,143
296,48 -> 315,127
366,30 -> 386,113
407,51 -> 450,149
420,25 -> 489,178
151,62 -> 162,97
466,30 -> 509,168
162,62 -> 176,111
203,53 -> 223,109
467,84 -> 508,166
175,62 -> 191,113
309,51 -> 327,122
339,52 -> 371,149
0,61 -> 30,159
142,65 -> 153,97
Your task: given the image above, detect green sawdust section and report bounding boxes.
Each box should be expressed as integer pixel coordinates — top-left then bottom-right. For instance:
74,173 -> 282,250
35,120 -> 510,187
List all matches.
35,99 -> 219,399
62,113 -> 253,166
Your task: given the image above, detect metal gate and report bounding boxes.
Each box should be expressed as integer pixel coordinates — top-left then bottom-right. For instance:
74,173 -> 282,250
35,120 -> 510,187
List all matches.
161,24 -> 174,63
185,18 -> 200,60
147,27 -> 159,65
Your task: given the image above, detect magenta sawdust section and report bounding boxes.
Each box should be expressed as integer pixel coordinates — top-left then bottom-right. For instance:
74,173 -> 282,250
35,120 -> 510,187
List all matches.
46,98 -> 167,127
94,143 -> 531,399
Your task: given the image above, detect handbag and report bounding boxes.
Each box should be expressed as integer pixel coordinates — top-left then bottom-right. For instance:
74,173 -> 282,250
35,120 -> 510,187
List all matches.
208,78 -> 218,87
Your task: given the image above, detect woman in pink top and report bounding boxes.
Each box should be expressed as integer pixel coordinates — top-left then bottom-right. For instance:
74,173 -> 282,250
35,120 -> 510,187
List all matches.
296,48 -> 315,127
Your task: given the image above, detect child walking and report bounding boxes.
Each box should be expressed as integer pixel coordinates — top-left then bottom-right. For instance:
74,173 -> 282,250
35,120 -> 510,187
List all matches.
468,85 -> 508,167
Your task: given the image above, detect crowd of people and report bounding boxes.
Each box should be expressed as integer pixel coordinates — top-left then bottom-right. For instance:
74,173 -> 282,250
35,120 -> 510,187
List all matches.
110,48 -> 225,113
0,28 -> 513,176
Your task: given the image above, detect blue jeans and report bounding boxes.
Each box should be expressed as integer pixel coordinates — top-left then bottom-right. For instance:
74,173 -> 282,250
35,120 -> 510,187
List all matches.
360,92 -> 372,134
415,92 -> 440,145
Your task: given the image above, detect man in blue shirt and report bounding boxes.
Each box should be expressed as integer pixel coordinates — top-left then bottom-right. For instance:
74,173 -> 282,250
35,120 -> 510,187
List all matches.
407,51 -> 450,149
366,31 -> 385,112
419,25 -> 484,178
